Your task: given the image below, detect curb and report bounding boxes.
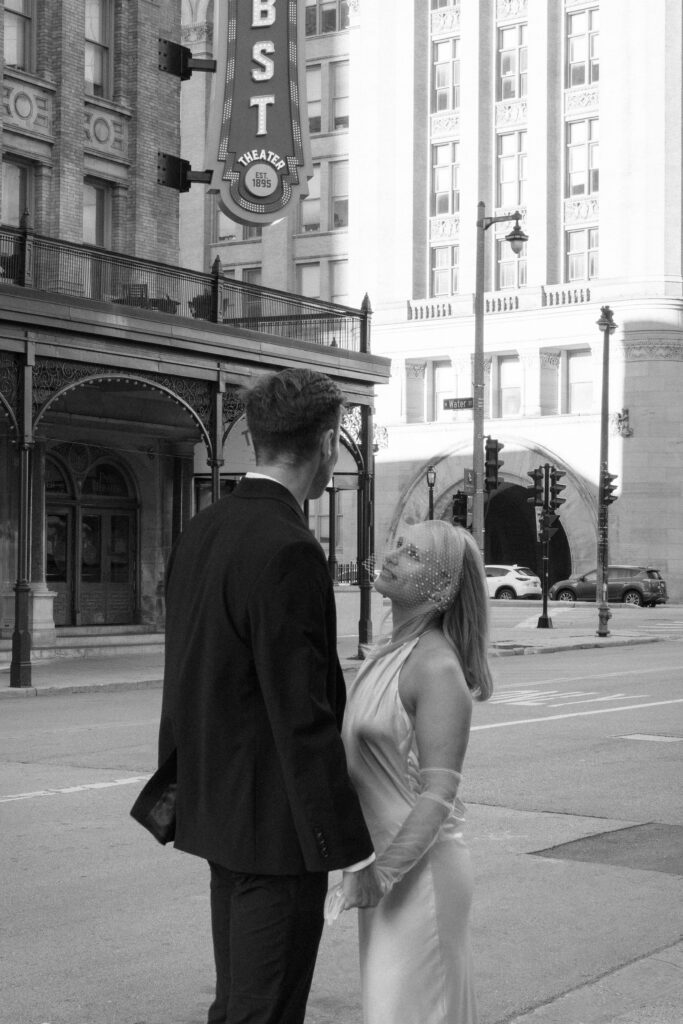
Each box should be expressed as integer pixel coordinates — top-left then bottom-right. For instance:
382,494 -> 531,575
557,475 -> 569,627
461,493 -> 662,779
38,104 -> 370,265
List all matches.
490,635 -> 663,657
0,676 -> 165,699
0,633 -> 666,698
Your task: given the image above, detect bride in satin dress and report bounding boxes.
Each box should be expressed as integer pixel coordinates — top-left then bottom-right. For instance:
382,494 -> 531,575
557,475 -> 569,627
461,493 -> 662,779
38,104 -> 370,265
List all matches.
327,520 -> 493,1024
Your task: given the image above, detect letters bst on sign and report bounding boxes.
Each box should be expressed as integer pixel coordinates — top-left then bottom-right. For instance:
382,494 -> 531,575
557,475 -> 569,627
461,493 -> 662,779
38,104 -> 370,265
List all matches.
206,0 -> 313,226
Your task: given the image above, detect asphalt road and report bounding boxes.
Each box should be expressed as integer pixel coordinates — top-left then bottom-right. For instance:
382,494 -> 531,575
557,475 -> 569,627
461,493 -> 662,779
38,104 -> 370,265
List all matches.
2,640 -> 682,1024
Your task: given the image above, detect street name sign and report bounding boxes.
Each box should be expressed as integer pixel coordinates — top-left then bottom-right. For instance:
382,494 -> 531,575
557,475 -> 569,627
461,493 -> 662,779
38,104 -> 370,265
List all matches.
443,397 -> 474,410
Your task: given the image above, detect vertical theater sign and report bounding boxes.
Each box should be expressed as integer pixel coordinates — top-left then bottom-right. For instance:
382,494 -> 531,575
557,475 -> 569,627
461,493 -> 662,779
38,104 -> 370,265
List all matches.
206,0 -> 313,226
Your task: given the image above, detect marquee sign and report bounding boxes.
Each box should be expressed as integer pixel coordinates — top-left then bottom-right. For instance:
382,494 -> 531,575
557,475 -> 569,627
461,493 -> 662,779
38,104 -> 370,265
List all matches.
205,0 -> 313,226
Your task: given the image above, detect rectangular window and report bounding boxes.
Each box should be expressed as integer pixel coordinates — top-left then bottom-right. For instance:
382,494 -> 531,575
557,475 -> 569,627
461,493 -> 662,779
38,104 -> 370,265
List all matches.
217,209 -> 262,242
332,61 -> 350,130
567,349 -> 593,413
432,142 -> 460,216
331,260 -> 349,305
432,38 -> 460,112
498,356 -> 521,417
242,267 -> 262,318
83,179 -> 111,247
300,164 -> 321,232
567,227 -> 599,281
307,66 -> 322,134
217,211 -> 240,241
1,160 -> 32,227
431,245 -> 459,297
305,0 -> 350,37
497,130 -> 527,207
242,267 -> 262,285
567,118 -> 599,196
81,515 -> 102,583
85,0 -> 111,98
331,161 -> 349,228
297,262 -> 321,299
568,8 -> 599,87
4,0 -> 32,71
497,239 -> 527,290
499,24 -> 527,100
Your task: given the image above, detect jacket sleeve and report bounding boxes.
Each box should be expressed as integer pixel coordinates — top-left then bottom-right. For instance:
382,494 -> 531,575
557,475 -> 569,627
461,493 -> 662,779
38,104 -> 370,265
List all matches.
247,540 -> 374,872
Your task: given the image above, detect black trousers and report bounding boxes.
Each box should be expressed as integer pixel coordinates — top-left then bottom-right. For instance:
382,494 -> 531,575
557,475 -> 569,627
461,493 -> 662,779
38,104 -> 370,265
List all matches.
207,862 -> 328,1024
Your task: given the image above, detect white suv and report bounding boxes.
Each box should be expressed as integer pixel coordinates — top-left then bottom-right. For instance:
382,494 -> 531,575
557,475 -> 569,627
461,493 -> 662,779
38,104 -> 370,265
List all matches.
485,565 -> 542,600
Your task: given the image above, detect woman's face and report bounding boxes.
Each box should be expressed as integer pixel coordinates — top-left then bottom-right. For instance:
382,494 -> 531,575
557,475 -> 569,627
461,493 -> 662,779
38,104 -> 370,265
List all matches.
374,524 -> 442,609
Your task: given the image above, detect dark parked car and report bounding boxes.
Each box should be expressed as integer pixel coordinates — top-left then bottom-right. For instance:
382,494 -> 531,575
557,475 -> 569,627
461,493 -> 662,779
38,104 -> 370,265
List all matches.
549,566 -> 667,607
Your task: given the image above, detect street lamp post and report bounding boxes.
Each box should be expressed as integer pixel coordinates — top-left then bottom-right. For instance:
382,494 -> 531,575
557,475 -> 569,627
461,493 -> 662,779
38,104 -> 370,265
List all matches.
596,305 -> 617,637
473,202 -> 527,558
426,465 -> 436,520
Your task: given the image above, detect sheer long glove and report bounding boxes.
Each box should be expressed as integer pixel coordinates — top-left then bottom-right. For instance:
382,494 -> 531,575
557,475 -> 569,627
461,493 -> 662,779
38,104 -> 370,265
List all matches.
373,767 -> 462,896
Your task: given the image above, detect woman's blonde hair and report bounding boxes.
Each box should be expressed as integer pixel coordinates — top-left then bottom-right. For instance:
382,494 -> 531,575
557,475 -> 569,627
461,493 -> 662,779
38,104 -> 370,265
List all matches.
441,528 -> 493,701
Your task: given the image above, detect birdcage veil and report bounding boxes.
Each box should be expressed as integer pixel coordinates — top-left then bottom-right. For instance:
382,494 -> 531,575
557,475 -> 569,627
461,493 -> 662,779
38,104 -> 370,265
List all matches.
367,520 -> 467,658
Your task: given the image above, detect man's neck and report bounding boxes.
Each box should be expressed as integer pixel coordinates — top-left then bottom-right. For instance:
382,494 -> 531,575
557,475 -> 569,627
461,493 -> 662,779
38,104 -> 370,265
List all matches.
251,463 -> 314,509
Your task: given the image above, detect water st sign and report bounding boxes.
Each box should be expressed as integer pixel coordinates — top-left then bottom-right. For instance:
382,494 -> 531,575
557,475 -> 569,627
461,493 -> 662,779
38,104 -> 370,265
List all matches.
443,397 -> 474,410
206,0 -> 313,226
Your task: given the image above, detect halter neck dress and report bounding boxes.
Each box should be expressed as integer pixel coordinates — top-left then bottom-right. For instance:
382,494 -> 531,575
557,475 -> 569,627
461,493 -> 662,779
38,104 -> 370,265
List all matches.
342,637 -> 478,1024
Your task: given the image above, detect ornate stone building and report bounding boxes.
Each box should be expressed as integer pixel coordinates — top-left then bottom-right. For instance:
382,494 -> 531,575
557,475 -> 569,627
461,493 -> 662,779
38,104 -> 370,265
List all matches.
0,1 -> 388,684
352,0 -> 683,602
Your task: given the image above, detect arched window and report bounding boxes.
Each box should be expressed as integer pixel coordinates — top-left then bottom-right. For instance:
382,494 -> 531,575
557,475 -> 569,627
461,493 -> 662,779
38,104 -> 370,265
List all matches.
82,462 -> 131,498
45,457 -> 72,495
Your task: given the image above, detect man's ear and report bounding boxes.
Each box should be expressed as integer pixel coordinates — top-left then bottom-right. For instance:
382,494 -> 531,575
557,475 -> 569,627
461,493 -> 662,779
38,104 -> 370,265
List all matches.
320,427 -> 335,458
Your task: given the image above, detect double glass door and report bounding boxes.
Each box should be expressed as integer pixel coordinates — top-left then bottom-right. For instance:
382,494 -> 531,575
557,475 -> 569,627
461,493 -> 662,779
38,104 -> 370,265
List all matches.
47,507 -> 137,626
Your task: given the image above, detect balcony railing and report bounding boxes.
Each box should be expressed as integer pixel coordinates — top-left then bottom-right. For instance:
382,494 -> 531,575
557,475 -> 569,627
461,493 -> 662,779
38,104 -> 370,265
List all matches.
0,224 -> 368,352
407,284 -> 593,321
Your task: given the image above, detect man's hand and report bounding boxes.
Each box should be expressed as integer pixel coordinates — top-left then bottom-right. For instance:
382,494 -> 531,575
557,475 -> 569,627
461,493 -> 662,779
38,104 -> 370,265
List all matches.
341,863 -> 383,909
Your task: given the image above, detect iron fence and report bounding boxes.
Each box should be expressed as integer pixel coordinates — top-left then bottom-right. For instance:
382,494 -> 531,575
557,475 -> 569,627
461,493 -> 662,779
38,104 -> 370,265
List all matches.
0,226 -> 365,352
332,562 -> 359,585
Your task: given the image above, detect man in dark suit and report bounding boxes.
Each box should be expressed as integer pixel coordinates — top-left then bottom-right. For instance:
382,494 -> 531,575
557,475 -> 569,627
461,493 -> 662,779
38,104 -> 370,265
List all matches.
159,368 -> 379,1024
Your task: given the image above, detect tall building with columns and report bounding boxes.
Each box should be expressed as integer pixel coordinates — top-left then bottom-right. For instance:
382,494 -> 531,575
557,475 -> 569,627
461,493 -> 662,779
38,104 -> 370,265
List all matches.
353,0 -> 683,601
180,0 -> 683,600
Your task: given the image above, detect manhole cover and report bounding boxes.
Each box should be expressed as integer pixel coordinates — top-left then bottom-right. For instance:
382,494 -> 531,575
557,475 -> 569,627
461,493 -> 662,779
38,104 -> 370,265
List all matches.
531,823 -> 683,876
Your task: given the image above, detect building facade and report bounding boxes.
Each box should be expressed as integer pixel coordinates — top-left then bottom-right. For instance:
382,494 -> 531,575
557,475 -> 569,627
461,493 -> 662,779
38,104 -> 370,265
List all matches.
182,0 -> 683,601
0,0 -> 388,682
353,0 -> 683,602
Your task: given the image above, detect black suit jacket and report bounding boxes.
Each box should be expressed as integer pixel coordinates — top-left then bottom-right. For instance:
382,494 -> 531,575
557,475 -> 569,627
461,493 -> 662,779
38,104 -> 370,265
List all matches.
158,478 -> 373,875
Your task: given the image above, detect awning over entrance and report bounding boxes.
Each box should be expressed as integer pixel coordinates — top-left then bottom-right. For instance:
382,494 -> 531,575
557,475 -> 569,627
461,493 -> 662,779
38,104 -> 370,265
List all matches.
0,229 -> 390,686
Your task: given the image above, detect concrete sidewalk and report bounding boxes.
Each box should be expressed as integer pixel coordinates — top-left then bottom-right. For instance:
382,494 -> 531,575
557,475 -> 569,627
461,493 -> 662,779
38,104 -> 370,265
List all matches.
0,600 -> 666,698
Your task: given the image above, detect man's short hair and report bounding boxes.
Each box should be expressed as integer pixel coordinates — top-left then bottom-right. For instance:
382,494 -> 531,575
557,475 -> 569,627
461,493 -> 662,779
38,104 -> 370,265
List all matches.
244,369 -> 345,462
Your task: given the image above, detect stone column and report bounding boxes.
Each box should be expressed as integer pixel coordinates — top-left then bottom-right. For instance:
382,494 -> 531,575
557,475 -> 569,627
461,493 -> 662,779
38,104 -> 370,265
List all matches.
520,351 -> 541,417
29,439 -> 56,646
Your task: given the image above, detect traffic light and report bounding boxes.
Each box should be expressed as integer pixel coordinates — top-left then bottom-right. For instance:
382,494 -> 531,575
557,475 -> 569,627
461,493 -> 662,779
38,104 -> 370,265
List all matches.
485,437 -> 504,492
541,510 -> 559,542
452,491 -> 468,527
549,466 -> 566,510
601,469 -> 618,505
527,467 -> 544,507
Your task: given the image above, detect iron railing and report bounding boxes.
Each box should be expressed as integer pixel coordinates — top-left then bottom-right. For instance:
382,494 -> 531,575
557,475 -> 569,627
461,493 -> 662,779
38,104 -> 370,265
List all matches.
0,225 -> 368,352
332,561 -> 359,585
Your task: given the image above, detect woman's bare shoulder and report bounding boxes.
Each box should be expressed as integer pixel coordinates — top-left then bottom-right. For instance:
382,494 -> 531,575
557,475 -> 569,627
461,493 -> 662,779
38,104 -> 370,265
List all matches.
399,629 -> 470,711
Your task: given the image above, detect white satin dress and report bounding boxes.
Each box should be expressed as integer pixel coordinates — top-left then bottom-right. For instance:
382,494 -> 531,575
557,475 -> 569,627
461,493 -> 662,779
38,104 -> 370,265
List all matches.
342,639 -> 478,1024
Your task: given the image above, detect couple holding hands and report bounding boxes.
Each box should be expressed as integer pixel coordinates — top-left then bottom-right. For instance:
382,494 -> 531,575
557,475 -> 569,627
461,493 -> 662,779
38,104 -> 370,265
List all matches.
156,368 -> 493,1024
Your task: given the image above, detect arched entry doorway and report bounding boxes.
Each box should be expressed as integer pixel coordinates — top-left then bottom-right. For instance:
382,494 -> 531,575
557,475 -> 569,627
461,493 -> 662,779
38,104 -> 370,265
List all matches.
483,483 -> 571,585
46,454 -> 139,626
